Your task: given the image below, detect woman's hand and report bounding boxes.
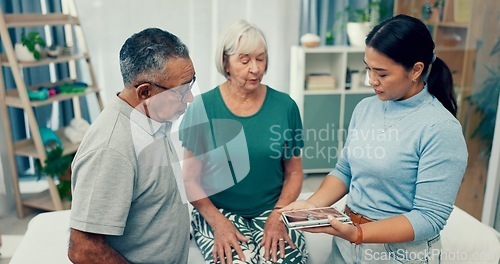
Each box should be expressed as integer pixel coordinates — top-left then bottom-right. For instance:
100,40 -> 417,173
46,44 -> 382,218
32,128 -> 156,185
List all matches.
260,210 -> 295,262
211,214 -> 250,264
302,215 -> 358,243
279,200 -> 357,243
279,199 -> 318,212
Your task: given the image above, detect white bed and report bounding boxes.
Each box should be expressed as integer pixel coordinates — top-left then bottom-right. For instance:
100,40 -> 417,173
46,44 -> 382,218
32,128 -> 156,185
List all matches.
9,193 -> 500,264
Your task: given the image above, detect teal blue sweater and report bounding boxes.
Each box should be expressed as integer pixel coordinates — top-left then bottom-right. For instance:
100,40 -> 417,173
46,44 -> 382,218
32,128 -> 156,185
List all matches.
331,87 -> 468,241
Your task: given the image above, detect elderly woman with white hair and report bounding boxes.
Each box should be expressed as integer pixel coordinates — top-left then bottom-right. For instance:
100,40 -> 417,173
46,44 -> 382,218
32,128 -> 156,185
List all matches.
180,20 -> 308,263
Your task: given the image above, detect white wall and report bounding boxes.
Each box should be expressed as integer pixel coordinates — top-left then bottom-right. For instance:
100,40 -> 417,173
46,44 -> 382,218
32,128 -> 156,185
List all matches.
74,0 -> 301,104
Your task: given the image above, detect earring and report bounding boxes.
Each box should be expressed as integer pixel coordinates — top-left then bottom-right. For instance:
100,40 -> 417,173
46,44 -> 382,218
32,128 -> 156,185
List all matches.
412,78 -> 417,83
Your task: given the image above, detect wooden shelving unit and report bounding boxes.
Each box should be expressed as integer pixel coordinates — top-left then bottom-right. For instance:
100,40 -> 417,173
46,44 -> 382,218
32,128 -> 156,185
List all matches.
3,14 -> 79,27
0,0 -> 103,217
394,0 -> 476,118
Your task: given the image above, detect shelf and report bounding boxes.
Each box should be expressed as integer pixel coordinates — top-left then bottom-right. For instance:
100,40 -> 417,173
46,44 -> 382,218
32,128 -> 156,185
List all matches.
0,53 -> 90,67
304,89 -> 341,95
304,88 -> 374,95
5,86 -> 99,108
300,45 -> 366,53
0,0 -> 102,218
436,46 -> 467,52
3,13 -> 79,27
22,190 -> 70,211
345,88 -> 374,94
13,128 -> 80,158
435,22 -> 469,29
22,190 -> 57,211
291,45 -> 378,172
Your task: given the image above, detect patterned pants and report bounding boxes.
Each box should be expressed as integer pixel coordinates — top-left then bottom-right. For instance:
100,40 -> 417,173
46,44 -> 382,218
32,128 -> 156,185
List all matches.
192,208 -> 308,264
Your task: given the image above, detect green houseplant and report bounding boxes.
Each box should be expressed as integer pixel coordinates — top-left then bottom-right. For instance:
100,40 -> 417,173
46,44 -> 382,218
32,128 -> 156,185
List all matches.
20,31 -> 46,60
466,38 -> 500,158
330,0 -> 389,46
36,146 -> 73,201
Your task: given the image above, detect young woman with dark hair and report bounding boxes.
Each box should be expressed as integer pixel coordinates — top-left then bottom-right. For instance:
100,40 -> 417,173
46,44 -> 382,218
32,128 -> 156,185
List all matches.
282,14 -> 468,263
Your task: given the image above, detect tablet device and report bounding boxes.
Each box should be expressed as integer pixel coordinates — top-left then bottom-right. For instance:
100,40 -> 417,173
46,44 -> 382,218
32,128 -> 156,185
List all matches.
281,206 -> 352,229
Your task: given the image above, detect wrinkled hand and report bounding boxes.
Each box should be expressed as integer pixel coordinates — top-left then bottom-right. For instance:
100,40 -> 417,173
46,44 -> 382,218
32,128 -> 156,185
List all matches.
279,199 -> 317,212
211,215 -> 250,264
302,215 -> 358,243
260,210 -> 295,262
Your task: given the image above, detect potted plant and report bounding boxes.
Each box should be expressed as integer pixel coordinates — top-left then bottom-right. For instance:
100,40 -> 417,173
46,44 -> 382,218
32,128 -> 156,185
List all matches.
14,31 -> 46,61
333,0 -> 388,46
466,38 -> 500,159
35,146 -> 73,202
46,44 -> 61,58
421,0 -> 444,22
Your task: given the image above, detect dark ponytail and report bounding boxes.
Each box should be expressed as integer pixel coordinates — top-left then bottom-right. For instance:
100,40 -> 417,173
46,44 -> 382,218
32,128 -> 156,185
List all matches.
427,57 -> 457,116
365,14 -> 457,116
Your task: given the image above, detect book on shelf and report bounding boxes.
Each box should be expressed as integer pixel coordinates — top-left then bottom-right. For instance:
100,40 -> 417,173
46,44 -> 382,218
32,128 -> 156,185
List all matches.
306,73 -> 336,90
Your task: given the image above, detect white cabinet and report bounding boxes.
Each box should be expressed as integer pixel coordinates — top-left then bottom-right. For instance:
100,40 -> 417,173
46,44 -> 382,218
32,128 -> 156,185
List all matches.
290,46 -> 374,173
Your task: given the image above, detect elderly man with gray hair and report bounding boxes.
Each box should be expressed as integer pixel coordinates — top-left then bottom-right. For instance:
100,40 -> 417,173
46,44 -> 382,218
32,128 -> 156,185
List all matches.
68,27 -> 196,263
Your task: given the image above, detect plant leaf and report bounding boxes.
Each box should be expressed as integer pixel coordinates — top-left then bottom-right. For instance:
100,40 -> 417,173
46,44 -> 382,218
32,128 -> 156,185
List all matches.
490,38 -> 500,56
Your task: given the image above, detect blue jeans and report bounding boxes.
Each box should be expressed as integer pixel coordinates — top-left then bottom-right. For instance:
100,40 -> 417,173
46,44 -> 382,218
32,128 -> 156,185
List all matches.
328,234 -> 442,263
